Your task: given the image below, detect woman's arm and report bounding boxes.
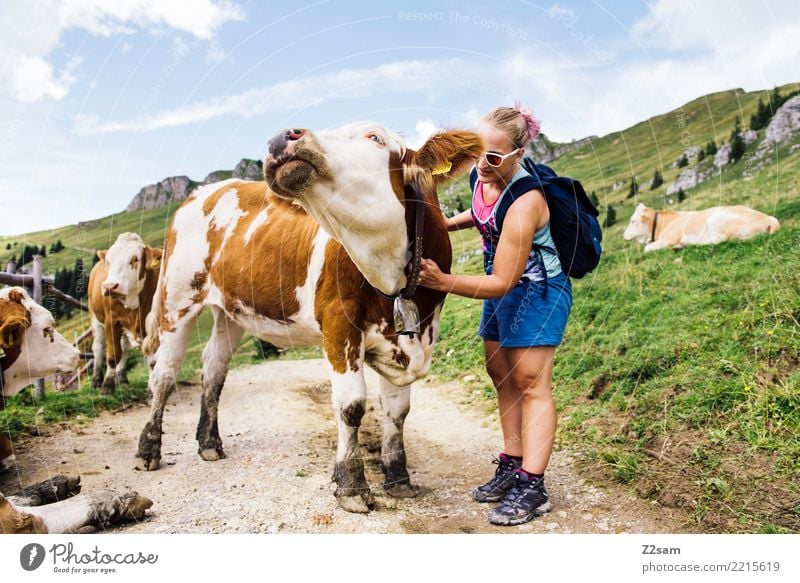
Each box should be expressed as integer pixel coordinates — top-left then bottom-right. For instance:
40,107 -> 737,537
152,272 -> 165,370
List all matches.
420,191 -> 542,299
446,210 -> 475,232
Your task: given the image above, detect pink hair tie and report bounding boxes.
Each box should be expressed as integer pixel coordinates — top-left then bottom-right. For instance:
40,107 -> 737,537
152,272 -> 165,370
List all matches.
513,100 -> 541,142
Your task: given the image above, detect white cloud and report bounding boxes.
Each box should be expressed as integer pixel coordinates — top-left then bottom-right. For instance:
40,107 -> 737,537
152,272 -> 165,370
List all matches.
206,40 -> 226,65
75,58 -> 463,134
6,56 -> 82,103
409,119 -> 439,149
0,0 -> 243,102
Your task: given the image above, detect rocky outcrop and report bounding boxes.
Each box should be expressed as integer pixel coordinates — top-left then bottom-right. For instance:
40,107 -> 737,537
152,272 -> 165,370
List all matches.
126,158 -> 264,211
526,133 -> 597,164
757,95 -> 800,156
126,176 -> 194,211
233,159 -> 263,181
671,146 -> 702,168
666,167 -> 713,195
714,143 -> 733,167
202,170 -> 233,184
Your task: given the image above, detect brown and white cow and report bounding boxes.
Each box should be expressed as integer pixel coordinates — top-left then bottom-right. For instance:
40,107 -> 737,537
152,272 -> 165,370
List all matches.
88,233 -> 162,393
623,203 -> 780,252
1,474 -> 152,534
1,287 -> 80,472
138,121 -> 483,512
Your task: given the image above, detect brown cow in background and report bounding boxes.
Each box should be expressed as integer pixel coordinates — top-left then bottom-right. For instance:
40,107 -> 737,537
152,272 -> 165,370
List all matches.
88,233 -> 162,393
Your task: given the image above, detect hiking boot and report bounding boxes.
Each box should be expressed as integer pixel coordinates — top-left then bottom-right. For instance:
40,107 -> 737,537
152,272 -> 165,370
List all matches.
488,470 -> 552,526
473,453 -> 520,503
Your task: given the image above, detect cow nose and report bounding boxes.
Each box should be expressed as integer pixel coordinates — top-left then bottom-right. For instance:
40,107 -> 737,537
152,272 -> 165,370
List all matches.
268,128 -> 306,159
103,282 -> 119,293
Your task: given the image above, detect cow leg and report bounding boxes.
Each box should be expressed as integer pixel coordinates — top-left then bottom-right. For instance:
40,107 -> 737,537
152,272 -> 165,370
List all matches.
378,376 -> 418,498
101,320 -> 125,394
0,433 -> 15,473
328,346 -> 373,513
137,307 -> 201,471
90,315 -> 106,389
7,490 -> 152,534
7,475 -> 82,506
114,332 -> 132,385
196,307 -> 244,462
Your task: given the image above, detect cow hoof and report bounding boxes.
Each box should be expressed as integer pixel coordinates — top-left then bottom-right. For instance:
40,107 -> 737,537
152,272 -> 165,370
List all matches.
198,448 -> 226,462
117,374 -> 129,385
89,490 -> 153,526
140,457 -> 161,471
91,378 -> 103,389
1,454 -> 15,473
44,474 -> 83,500
336,493 -> 374,514
384,482 -> 419,499
115,491 -> 153,522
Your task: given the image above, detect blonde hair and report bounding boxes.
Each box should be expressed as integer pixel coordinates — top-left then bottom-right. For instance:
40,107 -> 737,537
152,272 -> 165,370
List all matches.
481,102 -> 541,149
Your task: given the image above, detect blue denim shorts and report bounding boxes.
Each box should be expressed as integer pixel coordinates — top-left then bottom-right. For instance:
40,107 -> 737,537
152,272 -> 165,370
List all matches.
479,271 -> 572,347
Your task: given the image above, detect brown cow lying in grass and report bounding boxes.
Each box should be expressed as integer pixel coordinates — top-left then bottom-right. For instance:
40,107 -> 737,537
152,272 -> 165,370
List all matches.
623,203 -> 780,252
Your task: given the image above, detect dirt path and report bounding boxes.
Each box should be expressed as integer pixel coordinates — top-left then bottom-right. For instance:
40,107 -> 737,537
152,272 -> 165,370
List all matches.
1,359 -> 691,533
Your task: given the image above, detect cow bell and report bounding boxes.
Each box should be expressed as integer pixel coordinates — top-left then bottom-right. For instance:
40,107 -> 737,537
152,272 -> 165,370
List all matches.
393,297 -> 420,336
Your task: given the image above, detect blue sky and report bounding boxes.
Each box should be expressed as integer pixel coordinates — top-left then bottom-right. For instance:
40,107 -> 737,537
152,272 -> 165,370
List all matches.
1,0 -> 798,235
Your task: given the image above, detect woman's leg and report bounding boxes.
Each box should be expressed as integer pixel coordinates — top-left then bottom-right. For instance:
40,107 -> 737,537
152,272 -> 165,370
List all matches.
484,340 -> 522,457
505,346 -> 556,474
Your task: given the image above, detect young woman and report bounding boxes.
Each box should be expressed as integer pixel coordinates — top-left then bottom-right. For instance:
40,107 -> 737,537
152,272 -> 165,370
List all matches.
418,104 -> 572,526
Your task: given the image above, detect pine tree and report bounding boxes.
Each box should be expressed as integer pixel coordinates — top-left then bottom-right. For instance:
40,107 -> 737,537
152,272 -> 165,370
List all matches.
729,116 -> 746,163
604,205 -> 617,228
770,86 -> 781,114
697,148 -> 706,162
627,178 -> 639,199
677,188 -> 687,203
706,140 -> 718,155
677,154 -> 689,168
589,190 -> 600,207
650,169 -> 663,190
4,243 -> 9,250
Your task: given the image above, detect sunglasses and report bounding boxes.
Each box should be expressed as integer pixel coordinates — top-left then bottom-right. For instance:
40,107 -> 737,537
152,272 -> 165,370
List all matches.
479,148 -> 522,167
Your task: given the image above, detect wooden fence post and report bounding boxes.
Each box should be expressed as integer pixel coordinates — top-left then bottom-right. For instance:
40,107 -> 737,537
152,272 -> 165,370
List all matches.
32,255 -> 45,400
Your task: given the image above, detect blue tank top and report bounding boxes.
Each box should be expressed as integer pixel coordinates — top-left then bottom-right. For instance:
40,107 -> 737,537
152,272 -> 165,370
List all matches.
470,166 -> 562,283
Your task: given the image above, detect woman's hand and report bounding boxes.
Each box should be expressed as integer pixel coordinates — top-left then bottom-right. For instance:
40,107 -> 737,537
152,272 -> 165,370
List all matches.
419,258 -> 448,291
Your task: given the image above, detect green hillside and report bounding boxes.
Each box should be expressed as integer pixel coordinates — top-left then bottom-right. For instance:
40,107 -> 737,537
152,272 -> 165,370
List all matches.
2,84 -> 799,532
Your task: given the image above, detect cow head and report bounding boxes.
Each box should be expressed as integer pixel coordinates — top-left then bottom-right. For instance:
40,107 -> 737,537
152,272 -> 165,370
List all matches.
623,203 -> 655,244
100,233 -> 162,309
0,287 -> 79,397
264,121 -> 482,294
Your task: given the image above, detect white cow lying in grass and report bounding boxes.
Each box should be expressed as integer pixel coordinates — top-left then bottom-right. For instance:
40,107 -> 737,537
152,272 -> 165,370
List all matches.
623,203 -> 780,252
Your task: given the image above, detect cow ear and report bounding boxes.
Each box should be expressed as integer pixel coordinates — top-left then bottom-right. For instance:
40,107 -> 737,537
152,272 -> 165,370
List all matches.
97,250 -> 107,261
7,288 -> 26,304
0,315 -> 27,349
146,247 -> 163,269
413,130 -> 484,186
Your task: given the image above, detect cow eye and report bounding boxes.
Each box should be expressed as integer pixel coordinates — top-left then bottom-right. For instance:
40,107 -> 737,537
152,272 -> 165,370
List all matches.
367,133 -> 385,146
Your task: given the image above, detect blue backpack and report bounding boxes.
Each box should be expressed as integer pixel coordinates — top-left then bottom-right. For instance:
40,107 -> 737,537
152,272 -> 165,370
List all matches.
470,158 -> 602,279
